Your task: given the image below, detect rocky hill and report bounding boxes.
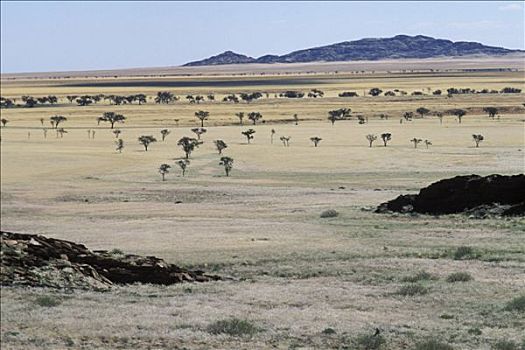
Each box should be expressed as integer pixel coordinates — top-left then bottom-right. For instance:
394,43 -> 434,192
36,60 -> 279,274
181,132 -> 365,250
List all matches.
184,35 -> 523,66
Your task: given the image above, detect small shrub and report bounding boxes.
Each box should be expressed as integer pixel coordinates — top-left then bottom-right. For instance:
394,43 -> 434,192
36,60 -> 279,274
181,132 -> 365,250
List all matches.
396,284 -> 428,296
504,295 -> 525,312
109,248 -> 124,255
322,327 -> 336,335
467,327 -> 482,335
415,339 -> 454,350
453,246 -> 474,260
402,271 -> 435,283
355,333 -> 386,350
35,295 -> 62,307
439,314 -> 454,320
320,209 -> 339,218
493,340 -> 520,350
446,272 -> 472,283
207,318 -> 258,337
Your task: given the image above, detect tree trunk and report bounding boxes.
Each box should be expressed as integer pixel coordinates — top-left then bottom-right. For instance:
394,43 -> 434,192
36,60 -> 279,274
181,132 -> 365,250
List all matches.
201,119 -> 204,127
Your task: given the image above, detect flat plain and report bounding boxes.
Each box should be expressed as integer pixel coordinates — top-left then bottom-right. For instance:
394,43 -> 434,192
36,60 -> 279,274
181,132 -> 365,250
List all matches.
1,59 -> 524,349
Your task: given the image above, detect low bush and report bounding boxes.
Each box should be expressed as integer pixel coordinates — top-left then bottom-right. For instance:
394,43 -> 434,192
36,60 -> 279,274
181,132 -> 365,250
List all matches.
206,318 -> 259,337
504,295 -> 525,312
402,271 -> 435,283
453,246 -> 474,260
35,295 -> 62,307
320,209 -> 339,218
396,284 -> 428,296
355,333 -> 386,349
446,272 -> 472,283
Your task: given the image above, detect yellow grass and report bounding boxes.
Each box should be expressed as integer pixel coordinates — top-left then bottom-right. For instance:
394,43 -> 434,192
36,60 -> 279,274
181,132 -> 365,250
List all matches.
1,62 -> 524,349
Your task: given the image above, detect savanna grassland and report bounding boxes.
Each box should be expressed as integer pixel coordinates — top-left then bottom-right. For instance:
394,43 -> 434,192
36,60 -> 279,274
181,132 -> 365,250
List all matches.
1,59 -> 525,350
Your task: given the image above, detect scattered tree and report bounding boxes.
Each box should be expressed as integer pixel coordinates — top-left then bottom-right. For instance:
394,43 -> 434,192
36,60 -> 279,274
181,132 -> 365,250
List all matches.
235,112 -> 245,125
271,129 -> 276,144
448,109 -> 466,124
247,112 -> 263,125
242,129 -> 256,144
138,135 -> 157,151
410,138 -> 422,148
280,136 -> 291,147
160,129 -> 171,141
214,139 -> 228,154
366,134 -> 377,147
50,115 -> 67,129
177,136 -> 201,158
99,112 -> 126,129
1,118 -> 8,127
403,112 -> 414,121
435,112 -> 444,124
194,110 -> 209,127
155,91 -> 177,104
483,107 -> 498,119
191,127 -> 207,140
219,156 -> 234,176
112,129 -> 122,138
472,134 -> 484,147
177,159 -> 190,176
159,163 -> 171,181
115,139 -> 124,153
416,107 -> 431,118
39,118 -> 45,126
424,140 -> 432,149
310,136 -> 322,147
293,114 -> 299,125
380,133 -> 392,147
56,128 -> 67,138
368,88 -> 383,96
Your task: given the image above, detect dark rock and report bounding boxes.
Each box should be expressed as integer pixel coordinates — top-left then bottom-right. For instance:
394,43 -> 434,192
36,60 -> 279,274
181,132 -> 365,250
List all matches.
376,174 -> 525,216
1,231 -> 220,290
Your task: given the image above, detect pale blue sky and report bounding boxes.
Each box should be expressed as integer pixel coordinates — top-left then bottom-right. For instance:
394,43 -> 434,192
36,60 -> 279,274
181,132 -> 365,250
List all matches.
1,1 -> 523,73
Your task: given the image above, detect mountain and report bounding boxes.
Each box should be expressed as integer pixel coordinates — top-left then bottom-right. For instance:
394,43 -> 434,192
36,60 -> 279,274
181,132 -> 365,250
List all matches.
183,35 -> 523,66
184,51 -> 255,66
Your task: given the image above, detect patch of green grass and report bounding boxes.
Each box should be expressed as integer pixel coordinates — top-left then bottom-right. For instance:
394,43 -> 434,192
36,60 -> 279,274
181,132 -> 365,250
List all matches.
355,333 -> 386,350
446,272 -> 473,283
34,295 -> 62,307
206,318 -> 259,337
504,295 -> 525,312
402,271 -> 436,283
415,339 -> 454,350
396,284 -> 429,296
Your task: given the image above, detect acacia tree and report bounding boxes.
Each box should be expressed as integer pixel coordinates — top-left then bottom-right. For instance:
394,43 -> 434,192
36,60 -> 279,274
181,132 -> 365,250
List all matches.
50,115 -> 67,129
416,107 -> 431,118
366,134 -> 377,147
242,129 -> 256,144
424,140 -> 432,149
99,112 -> 126,129
195,110 -> 209,127
40,118 -> 45,126
138,135 -> 157,151
310,137 -> 322,147
236,112 -> 245,125
270,129 -> 276,144
155,91 -> 177,104
160,129 -> 171,141
177,159 -> 190,176
472,134 -> 484,147
248,112 -> 263,125
483,107 -> 498,119
115,139 -> 124,153
191,127 -> 207,140
1,118 -> 8,127
219,156 -> 234,177
327,108 -> 351,125
56,128 -> 67,138
280,136 -> 291,147
410,138 -> 422,148
214,139 -> 228,154
159,164 -> 171,181
177,136 -> 201,158
380,133 -> 392,147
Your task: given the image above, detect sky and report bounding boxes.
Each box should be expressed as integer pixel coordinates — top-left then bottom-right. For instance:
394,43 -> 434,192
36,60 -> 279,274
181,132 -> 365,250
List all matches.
1,1 -> 524,73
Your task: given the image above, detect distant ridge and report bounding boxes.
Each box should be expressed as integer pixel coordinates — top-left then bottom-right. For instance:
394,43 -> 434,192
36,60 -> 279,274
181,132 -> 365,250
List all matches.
183,35 -> 523,66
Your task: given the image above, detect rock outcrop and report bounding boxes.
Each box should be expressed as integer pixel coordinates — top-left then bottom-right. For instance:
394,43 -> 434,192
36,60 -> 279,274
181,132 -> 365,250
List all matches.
376,174 -> 525,216
1,231 -> 220,290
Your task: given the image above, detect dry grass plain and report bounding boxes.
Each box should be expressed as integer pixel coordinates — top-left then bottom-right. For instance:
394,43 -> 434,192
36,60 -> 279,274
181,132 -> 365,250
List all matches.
1,61 -> 525,349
